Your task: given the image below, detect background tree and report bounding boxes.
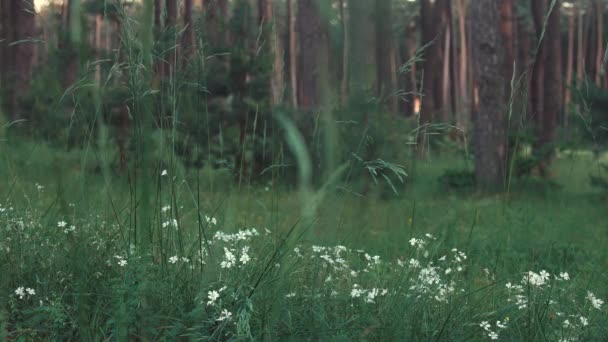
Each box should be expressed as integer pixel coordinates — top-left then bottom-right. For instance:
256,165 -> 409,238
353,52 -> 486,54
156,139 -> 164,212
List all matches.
296,0 -> 329,110
471,0 -> 507,190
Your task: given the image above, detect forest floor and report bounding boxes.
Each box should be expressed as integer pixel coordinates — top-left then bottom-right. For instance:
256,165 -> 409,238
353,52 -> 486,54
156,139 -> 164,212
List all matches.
1,142 -> 607,340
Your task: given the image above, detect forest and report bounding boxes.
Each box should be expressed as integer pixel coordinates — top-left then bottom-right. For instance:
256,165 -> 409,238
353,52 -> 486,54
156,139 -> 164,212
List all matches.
0,0 -> 607,340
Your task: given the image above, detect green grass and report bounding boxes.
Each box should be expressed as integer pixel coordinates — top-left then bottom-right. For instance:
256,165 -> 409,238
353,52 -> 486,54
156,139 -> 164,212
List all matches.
1,140 -> 607,341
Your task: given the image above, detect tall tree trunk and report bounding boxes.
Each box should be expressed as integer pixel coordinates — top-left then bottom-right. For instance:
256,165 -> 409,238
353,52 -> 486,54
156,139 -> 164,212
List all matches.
471,0 -> 506,191
260,0 -> 285,105
339,0 -> 348,106
441,7 -> 451,122
595,0 -> 604,87
296,0 -> 329,110
288,0 -> 298,107
564,8 -> 575,118
60,0 -> 79,89
375,0 -> 397,113
154,0 -> 164,79
165,0 -> 178,77
541,0 -> 562,174
0,0 -> 15,113
420,0 -> 447,125
12,0 -> 36,119
455,0 -> 468,127
530,0 -> 546,160
586,10 -> 597,82
348,0 -> 373,98
500,0 -> 516,81
406,22 -> 418,116
577,8 -> 585,84
182,0 -> 196,62
95,15 -> 103,83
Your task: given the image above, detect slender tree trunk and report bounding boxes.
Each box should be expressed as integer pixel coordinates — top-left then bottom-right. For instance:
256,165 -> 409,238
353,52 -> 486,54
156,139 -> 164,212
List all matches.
420,0 -> 446,125
339,0 -> 348,106
530,0 -> 546,159
375,0 -> 397,113
296,0 -> 328,110
260,0 -> 285,105
182,0 -> 196,62
455,0 -> 468,127
541,0 -> 562,174
288,0 -> 298,107
95,15 -> 103,83
165,0 -> 178,77
500,0 -> 516,80
12,0 -> 36,119
565,9 -> 575,117
441,4 -> 452,123
596,0 -> 604,87
586,11 -> 597,82
471,0 -> 506,191
407,23 -> 418,116
577,9 -> 585,84
0,0 -> 16,112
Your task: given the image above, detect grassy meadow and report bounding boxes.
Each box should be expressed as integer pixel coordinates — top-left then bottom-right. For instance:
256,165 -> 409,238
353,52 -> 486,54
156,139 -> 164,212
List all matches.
1,138 -> 607,341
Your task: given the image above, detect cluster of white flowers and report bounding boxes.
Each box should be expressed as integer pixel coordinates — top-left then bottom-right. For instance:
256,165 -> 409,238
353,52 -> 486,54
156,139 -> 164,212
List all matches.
523,270 -> 551,287
114,255 -> 128,267
216,309 -> 232,322
161,205 -> 171,213
14,286 -> 36,300
350,284 -> 388,303
205,215 -> 217,226
213,228 -> 259,243
169,255 -> 190,264
586,291 -> 604,310
162,218 -> 178,229
219,247 -> 250,269
480,319 -> 508,340
206,286 -> 227,306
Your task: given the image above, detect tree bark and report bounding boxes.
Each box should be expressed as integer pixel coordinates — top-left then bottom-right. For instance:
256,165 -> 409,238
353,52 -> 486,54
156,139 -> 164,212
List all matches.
406,22 -> 418,116
595,0 -> 604,87
577,8 -> 585,84
455,0 -> 468,127
530,0 -> 546,158
11,0 -> 36,119
541,0 -> 562,172
165,0 -> 178,77
288,0 -> 298,107
471,0 -> 506,191
375,0 -> 397,113
296,0 -> 329,110
260,0 -> 285,105
420,0 -> 447,125
339,0 -> 348,106
565,8 -> 575,116
182,0 -> 196,62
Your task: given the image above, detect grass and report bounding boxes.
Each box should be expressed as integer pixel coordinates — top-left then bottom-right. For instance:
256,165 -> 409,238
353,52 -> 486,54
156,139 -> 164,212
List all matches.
1,139 -> 607,340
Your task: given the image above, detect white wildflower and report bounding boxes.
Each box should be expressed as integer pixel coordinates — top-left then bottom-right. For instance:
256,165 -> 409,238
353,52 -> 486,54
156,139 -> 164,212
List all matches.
586,291 -> 604,310
220,248 -> 236,269
169,256 -> 179,264
217,309 -> 232,322
207,290 -> 220,306
351,285 -> 365,298
161,169 -> 168,176
15,287 -> 25,299
57,221 -> 67,228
